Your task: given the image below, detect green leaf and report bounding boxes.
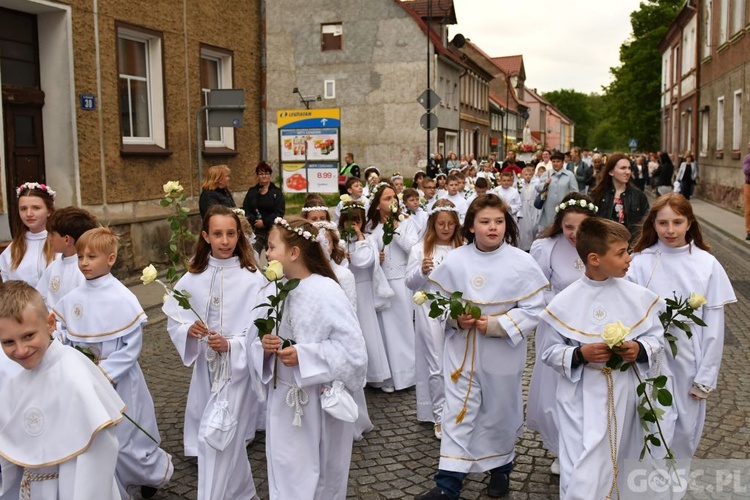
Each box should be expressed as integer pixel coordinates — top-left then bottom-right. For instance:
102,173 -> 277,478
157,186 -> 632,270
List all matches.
657,389 -> 673,407
620,362 -> 632,372
689,314 -> 707,327
449,301 -> 464,320
642,411 -> 656,423
636,383 -> 646,396
170,220 -> 181,231
450,291 -> 462,301
653,407 -> 665,419
470,306 -> 481,320
653,375 -> 668,388
649,435 -> 661,446
159,198 -> 171,207
672,319 -> 691,334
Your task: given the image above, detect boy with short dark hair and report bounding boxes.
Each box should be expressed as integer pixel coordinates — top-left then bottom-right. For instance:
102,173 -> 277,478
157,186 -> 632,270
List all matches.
422,177 -> 438,211
538,218 -> 664,499
443,174 -> 468,221
36,207 -> 97,313
335,176 -> 368,223
494,172 -> 522,219
54,227 -> 174,498
0,281 -> 124,498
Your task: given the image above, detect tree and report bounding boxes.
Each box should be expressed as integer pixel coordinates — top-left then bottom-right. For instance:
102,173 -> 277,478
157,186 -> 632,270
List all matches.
603,0 -> 683,151
542,89 -> 593,147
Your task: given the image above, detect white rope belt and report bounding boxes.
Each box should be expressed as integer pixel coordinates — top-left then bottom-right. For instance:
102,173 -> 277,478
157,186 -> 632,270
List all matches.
21,469 -> 59,500
278,379 -> 309,427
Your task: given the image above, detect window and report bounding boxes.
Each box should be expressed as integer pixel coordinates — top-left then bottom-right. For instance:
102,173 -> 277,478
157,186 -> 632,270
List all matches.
321,23 -> 342,51
717,96 -> 725,150
732,0 -> 743,35
323,79 -> 335,99
733,91 -> 742,151
200,46 -> 234,150
702,0 -> 712,58
700,108 -> 709,156
117,26 -> 165,148
719,0 -> 728,44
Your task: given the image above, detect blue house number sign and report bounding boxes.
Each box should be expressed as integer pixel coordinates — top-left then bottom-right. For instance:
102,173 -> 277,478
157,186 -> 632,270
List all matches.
80,94 -> 96,111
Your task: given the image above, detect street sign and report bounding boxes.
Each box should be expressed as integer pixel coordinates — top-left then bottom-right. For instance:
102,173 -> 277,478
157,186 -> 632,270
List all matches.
207,89 -> 245,127
420,112 -> 438,131
80,94 -> 96,110
417,89 -> 441,111
628,137 -> 638,149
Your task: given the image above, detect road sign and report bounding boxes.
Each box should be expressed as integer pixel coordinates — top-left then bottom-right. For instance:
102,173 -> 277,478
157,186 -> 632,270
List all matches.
417,89 -> 441,111
207,89 -> 245,127
628,137 -> 638,149
420,112 -> 438,131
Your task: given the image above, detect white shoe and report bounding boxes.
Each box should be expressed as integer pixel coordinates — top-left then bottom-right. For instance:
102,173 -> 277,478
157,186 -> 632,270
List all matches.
550,458 -> 560,475
381,385 -> 395,393
434,424 -> 442,440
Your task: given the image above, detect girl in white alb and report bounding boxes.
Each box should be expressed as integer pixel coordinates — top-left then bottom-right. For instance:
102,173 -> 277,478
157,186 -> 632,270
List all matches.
628,194 -> 735,462
405,200 -> 464,440
366,182 -> 418,392
164,205 -> 264,500
527,193 -> 598,472
251,217 -> 367,500
0,183 -> 56,287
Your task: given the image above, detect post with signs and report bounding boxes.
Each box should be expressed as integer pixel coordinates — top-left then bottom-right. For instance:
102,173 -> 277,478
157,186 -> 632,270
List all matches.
196,89 -> 246,184
277,108 -> 341,193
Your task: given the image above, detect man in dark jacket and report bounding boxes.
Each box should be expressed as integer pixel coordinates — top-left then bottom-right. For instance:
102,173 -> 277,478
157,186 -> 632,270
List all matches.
565,147 -> 592,192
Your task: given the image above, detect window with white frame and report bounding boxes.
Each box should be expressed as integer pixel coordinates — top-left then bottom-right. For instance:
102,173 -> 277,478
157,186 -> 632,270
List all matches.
719,0 -> 728,44
700,108 -> 709,156
717,96 -> 725,150
702,0 -> 712,58
731,0 -> 743,35
733,90 -> 742,150
321,23 -> 342,51
117,26 -> 165,147
200,46 -> 234,149
323,79 -> 335,99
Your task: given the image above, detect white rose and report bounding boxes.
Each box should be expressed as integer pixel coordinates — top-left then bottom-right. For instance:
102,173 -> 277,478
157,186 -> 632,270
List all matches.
264,260 -> 284,281
140,264 -> 158,285
398,214 -> 405,221
340,194 -> 352,203
412,291 -> 428,306
688,293 -> 707,309
601,321 -> 631,349
162,180 -> 184,196
162,293 -> 170,304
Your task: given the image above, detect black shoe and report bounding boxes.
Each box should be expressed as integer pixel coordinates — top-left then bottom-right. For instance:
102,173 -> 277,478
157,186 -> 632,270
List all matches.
415,487 -> 452,500
141,486 -> 158,499
487,471 -> 510,497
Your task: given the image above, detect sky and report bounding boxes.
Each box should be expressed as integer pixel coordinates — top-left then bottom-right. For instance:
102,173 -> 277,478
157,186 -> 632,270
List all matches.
448,0 -> 644,95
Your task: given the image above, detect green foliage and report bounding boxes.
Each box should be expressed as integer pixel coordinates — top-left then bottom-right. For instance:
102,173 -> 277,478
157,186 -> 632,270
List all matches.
542,89 -> 594,147
659,292 -> 707,357
160,190 -> 198,287
421,290 -> 481,322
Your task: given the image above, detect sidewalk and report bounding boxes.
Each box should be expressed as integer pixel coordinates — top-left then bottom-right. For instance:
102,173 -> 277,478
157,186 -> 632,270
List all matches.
127,195 -> 748,311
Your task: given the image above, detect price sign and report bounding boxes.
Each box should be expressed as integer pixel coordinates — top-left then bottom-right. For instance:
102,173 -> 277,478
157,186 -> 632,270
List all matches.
307,163 -> 339,193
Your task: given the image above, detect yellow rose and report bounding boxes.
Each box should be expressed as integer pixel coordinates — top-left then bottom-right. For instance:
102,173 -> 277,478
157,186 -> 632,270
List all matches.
340,194 -> 353,203
264,260 -> 284,281
688,293 -> 707,309
140,264 -> 158,285
412,291 -> 428,306
601,321 -> 631,349
162,180 -> 184,196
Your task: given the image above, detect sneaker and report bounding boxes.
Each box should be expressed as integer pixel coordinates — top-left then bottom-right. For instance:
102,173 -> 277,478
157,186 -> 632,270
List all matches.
434,424 -> 442,440
141,486 -> 158,499
550,458 -> 560,475
486,471 -> 510,497
381,385 -> 395,393
415,487 -> 452,499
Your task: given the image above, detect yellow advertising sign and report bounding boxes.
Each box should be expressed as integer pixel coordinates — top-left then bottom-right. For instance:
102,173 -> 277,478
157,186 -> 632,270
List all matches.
277,108 -> 341,128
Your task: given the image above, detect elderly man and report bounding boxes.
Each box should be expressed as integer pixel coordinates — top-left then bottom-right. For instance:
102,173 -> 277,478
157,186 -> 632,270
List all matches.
566,147 -> 592,192
535,151 -> 578,232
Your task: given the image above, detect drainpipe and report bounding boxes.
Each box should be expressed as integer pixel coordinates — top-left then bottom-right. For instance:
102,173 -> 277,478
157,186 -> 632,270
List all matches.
260,0 -> 267,161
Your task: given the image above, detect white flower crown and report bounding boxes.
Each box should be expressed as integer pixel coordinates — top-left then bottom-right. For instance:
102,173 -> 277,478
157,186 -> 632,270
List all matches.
390,174 -> 404,181
312,220 -> 339,235
16,182 -> 56,200
301,205 -> 328,213
368,181 -> 391,202
341,199 -> 366,211
274,217 -> 314,241
427,206 -> 460,217
554,199 -> 599,214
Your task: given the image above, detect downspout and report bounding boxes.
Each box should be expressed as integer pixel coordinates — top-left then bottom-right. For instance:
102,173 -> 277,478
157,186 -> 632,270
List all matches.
260,0 -> 267,161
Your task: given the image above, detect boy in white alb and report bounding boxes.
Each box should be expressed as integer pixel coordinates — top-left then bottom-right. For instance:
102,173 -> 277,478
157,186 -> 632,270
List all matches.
53,228 -> 174,499
494,172 -> 522,220
538,218 -> 664,499
36,208 -> 97,329
334,178 -> 368,223
421,178 -> 438,212
0,281 -> 124,499
442,174 -> 469,222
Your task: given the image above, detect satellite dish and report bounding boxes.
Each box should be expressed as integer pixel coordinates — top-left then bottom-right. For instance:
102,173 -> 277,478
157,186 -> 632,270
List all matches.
451,34 -> 466,48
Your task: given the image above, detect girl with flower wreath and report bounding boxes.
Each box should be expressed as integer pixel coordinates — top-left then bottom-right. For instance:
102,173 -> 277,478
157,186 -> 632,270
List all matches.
251,217 -> 366,500
527,192 -> 599,474
405,199 -> 464,440
300,193 -> 331,222
163,205 -> 265,500
628,194 -> 736,463
366,181 -> 418,392
0,182 -> 56,287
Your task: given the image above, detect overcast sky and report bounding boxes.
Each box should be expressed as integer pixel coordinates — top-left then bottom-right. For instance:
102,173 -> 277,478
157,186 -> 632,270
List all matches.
448,0 -> 644,95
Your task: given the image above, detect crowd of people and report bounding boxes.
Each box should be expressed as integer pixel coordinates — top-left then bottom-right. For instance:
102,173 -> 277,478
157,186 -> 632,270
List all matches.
0,142 -> 735,499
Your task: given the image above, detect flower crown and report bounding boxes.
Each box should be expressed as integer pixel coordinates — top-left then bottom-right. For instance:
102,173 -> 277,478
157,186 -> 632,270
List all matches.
368,181 -> 391,202
16,182 -> 56,200
274,217 -> 314,241
312,220 -> 339,236
427,205 -> 460,217
301,205 -> 328,213
341,199 -> 366,211
554,199 -> 599,214
231,208 -> 246,218
390,173 -> 404,181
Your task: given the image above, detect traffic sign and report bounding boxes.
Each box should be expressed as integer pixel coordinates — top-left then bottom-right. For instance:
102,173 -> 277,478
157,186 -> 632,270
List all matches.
417,89 -> 441,111
628,137 -> 638,149
420,112 -> 438,131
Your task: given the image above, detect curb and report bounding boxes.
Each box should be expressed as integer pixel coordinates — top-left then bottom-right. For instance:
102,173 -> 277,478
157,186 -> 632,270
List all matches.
694,214 -> 750,255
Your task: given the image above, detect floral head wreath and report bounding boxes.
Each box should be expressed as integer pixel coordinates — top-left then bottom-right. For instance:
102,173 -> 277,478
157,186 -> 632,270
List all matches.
554,199 -> 599,214
312,220 -> 339,236
368,181 -> 391,202
16,182 -> 56,200
427,205 -> 459,217
301,205 -> 328,213
231,208 -> 246,218
274,217 -> 314,241
390,173 -> 404,182
341,199 -> 366,211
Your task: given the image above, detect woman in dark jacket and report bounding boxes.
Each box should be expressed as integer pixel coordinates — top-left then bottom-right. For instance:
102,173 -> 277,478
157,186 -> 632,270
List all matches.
242,161 -> 285,254
590,152 -> 650,241
652,152 -> 675,195
199,164 -> 236,218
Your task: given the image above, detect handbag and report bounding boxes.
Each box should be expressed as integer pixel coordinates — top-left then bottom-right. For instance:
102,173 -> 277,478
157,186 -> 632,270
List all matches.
533,190 -> 547,210
320,381 -> 358,423
201,354 -> 238,451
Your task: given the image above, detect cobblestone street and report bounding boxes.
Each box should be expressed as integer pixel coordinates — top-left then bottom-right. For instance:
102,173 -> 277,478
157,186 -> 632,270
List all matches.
139,226 -> 750,499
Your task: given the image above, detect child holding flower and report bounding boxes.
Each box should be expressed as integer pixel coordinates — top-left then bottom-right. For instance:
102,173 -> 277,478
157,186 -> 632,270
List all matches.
538,217 -> 664,499
628,194 -> 735,461
0,183 -> 57,287
163,205 -> 265,500
366,181 -> 418,392
416,195 -> 548,500
251,217 -> 367,500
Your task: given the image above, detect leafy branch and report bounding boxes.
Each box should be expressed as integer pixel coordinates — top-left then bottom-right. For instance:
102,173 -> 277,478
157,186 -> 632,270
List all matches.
659,292 -> 707,358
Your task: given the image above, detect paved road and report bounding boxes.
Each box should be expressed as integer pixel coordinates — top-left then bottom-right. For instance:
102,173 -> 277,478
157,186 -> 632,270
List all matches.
140,227 -> 749,499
